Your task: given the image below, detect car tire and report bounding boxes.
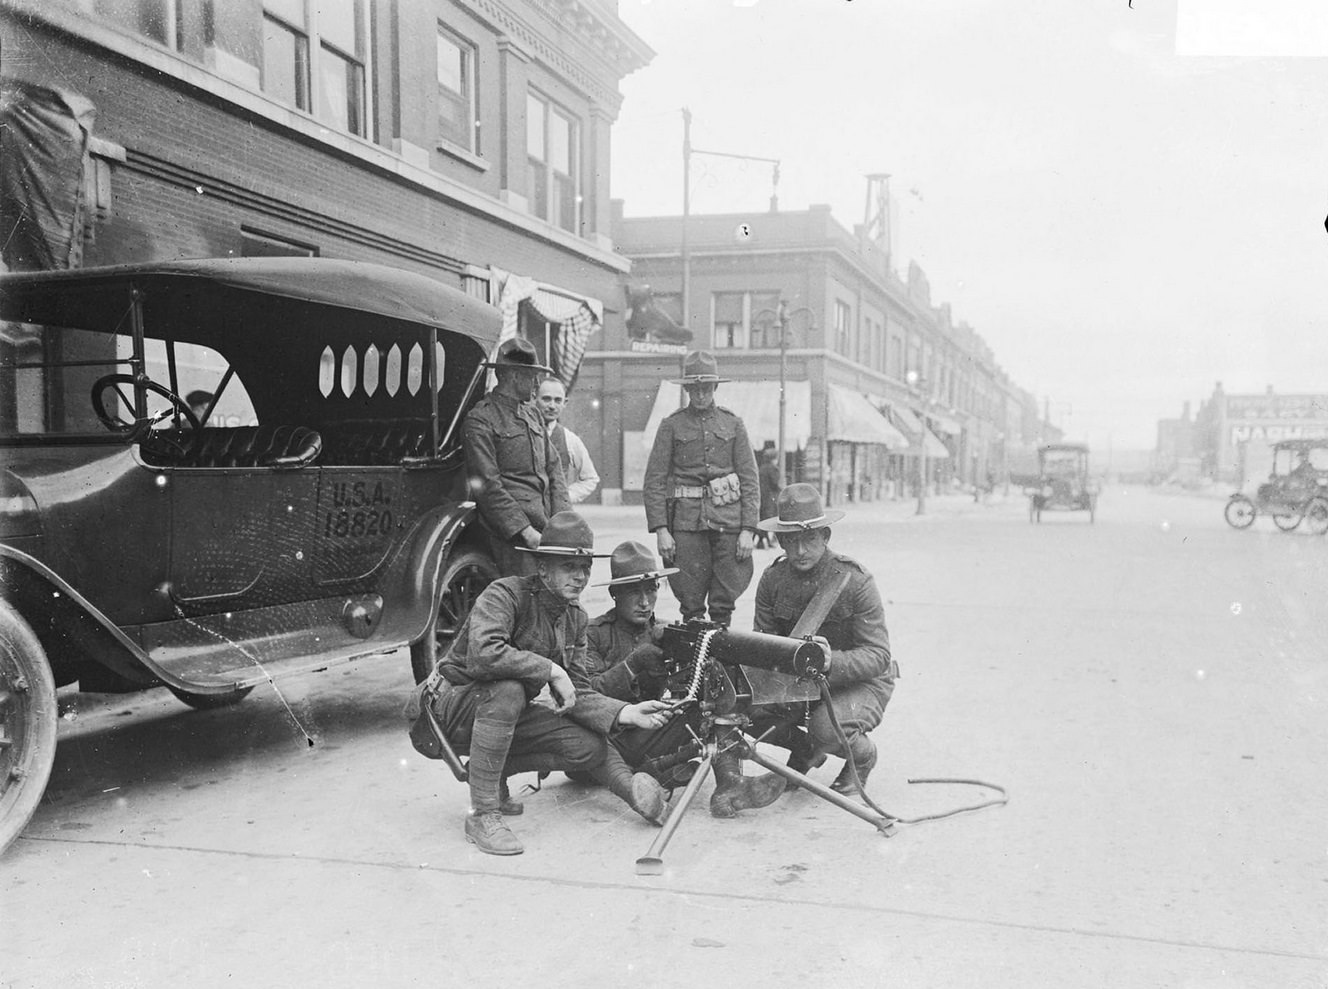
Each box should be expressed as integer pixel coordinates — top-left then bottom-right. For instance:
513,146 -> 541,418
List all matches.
1223,496 -> 1256,530
410,548 -> 499,684
167,685 -> 255,710
0,599 -> 59,856
1304,497 -> 1328,536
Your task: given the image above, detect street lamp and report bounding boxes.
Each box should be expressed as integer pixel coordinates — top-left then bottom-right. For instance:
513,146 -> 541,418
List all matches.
906,369 -> 928,515
754,301 -> 814,489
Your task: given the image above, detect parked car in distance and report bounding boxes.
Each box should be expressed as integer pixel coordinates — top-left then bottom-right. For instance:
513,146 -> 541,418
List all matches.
0,258 -> 503,853
1027,443 -> 1098,523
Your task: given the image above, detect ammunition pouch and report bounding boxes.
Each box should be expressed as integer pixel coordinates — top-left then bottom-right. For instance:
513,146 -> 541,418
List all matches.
707,472 -> 741,507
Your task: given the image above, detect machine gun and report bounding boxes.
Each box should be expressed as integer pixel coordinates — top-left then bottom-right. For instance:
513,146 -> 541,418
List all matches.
635,598 -> 897,875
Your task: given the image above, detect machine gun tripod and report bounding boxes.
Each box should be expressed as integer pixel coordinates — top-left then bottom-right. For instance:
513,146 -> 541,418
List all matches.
634,619 -> 896,876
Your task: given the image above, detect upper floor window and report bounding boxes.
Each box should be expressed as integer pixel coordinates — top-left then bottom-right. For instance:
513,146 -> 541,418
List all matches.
437,26 -> 478,152
262,0 -> 368,138
711,291 -> 782,349
834,301 -> 852,356
527,91 -> 579,233
94,0 -> 180,48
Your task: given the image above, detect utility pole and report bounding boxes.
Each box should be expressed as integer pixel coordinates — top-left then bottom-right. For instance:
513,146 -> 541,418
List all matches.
681,107 -> 691,339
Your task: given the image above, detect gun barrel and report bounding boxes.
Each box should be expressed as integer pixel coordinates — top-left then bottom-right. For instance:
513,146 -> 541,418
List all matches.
658,621 -> 825,678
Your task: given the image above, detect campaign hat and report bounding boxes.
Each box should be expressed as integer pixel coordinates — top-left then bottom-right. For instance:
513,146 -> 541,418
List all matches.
593,540 -> 679,586
670,349 -> 730,384
755,483 -> 846,532
515,511 -> 610,557
485,336 -> 553,374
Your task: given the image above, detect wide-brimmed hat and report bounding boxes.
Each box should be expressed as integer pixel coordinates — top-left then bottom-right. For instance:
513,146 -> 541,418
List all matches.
485,337 -> 553,374
515,511 -> 610,557
756,483 -> 845,533
670,349 -> 730,385
593,540 -> 679,586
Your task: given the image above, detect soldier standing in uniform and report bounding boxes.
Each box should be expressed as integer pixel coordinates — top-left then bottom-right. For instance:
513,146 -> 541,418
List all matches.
463,338 -> 570,576
748,483 -> 897,798
643,350 -> 760,626
420,512 -> 674,856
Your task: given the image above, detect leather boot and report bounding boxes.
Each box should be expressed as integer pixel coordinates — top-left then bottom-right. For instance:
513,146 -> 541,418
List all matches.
765,722 -> 826,792
709,732 -> 786,818
830,738 -> 878,797
592,746 -> 669,825
464,717 -> 522,853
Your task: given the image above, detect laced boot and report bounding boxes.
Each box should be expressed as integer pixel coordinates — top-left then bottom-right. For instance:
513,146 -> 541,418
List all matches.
592,747 -> 669,825
830,739 -> 878,798
767,722 -> 826,792
709,730 -> 786,818
465,717 -> 522,854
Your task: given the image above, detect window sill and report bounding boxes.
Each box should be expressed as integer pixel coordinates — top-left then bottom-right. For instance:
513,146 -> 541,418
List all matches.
436,140 -> 489,173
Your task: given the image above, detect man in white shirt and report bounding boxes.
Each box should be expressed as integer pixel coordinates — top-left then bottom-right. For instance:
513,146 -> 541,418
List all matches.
535,377 -> 600,504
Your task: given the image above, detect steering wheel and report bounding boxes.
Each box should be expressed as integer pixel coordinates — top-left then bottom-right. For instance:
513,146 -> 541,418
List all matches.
91,373 -> 203,459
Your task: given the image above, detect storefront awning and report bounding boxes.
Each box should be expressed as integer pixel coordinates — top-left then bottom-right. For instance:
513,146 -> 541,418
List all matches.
926,410 -> 962,435
885,405 -> 950,459
826,384 -> 909,448
643,379 -> 812,452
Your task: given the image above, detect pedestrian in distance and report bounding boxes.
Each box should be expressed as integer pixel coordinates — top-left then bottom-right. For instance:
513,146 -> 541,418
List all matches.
755,445 -> 780,549
747,483 -> 898,799
462,337 -> 570,577
534,376 -> 600,504
415,512 -> 677,856
642,350 -> 760,626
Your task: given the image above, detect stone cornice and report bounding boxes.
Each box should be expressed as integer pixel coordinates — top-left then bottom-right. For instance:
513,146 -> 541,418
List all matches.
455,0 -> 644,109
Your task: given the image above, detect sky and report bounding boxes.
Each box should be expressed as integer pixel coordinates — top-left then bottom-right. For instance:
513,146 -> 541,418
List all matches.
608,0 -> 1328,452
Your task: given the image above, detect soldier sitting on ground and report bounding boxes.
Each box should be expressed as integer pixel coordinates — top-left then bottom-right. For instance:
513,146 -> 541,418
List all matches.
747,483 -> 898,799
418,512 -> 675,856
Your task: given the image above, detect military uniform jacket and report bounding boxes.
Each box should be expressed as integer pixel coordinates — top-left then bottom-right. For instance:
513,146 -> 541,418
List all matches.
642,404 -> 760,533
437,575 -> 625,735
585,610 -> 662,702
463,391 -> 570,540
753,549 -> 894,689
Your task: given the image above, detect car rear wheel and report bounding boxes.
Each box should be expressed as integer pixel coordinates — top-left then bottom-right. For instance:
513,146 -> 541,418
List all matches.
410,549 -> 499,683
1272,510 -> 1302,532
1223,496 -> 1256,529
1304,497 -> 1328,535
0,600 -> 58,855
167,685 -> 255,710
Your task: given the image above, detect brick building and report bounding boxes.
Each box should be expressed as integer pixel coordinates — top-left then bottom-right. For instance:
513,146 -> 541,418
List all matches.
1182,383 -> 1328,485
569,200 -> 1045,505
0,0 -> 650,389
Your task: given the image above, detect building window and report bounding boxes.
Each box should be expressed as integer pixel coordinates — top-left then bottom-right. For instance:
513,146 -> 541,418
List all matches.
437,26 -> 478,152
527,90 -> 579,233
834,301 -> 852,356
712,292 -> 747,349
747,292 -> 781,349
94,0 -> 181,48
262,0 -> 368,138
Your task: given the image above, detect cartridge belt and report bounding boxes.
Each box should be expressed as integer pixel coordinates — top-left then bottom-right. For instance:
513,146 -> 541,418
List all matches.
673,484 -> 706,498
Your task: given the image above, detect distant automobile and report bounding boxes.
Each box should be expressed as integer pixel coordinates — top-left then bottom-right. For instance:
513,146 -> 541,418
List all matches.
1026,443 -> 1099,523
1223,438 -> 1328,534
0,258 -> 504,852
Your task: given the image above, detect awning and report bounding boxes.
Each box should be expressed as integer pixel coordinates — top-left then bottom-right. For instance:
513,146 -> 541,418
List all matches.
885,405 -> 950,459
826,384 -> 909,448
643,379 -> 812,452
926,410 -> 962,435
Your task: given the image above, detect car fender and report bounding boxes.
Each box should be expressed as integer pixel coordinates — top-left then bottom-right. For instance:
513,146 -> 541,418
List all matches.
0,545 -> 184,690
393,500 -> 485,646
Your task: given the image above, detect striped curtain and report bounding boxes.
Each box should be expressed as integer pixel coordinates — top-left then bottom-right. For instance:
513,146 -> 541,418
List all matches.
490,268 -> 602,390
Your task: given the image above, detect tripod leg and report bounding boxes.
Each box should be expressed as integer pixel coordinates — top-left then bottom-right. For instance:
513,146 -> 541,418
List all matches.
635,743 -> 716,875
745,745 -> 895,836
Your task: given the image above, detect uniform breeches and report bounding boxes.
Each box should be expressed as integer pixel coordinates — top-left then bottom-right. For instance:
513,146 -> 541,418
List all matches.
488,533 -> 540,579
753,679 -> 893,763
432,679 -> 605,773
667,529 -> 753,624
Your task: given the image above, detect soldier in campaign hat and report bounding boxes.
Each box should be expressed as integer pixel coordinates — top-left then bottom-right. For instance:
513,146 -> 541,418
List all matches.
462,337 -> 570,577
747,484 -> 898,800
419,512 -> 678,855
642,350 -> 761,626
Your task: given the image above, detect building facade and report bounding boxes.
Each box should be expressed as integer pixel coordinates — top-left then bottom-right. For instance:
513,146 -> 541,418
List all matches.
0,0 -> 650,404
569,201 -> 1045,505
1180,383 -> 1328,485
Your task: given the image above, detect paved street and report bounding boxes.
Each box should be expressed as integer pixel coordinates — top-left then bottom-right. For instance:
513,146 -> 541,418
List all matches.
4,487 -> 1327,988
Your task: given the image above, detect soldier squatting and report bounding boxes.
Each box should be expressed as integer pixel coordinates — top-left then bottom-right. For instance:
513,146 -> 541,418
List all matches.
410,347 -> 897,856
